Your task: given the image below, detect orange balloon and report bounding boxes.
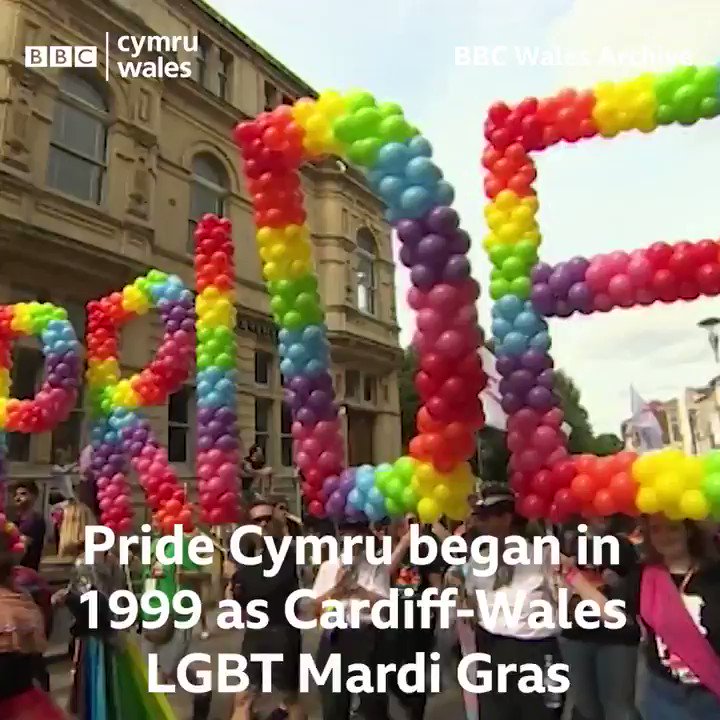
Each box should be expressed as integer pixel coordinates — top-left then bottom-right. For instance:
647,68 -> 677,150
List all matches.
575,454 -> 598,475
609,472 -> 638,507
593,489 -> 616,517
571,473 -> 597,502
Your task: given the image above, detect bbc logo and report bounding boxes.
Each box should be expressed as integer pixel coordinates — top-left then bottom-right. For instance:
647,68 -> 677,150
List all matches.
24,46 -> 97,68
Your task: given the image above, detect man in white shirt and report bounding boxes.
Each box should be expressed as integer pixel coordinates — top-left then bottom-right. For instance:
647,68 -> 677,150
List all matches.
464,484 -> 563,720
310,518 -> 391,720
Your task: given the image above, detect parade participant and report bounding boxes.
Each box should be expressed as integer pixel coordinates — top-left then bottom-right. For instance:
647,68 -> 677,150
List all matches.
559,516 -> 641,720
241,444 -> 273,501
464,483 -> 563,720
311,517 -> 391,720
387,515 -> 444,720
230,499 -> 305,720
141,519 -> 212,720
12,481 -> 46,571
562,515 -> 720,720
0,528 -> 67,719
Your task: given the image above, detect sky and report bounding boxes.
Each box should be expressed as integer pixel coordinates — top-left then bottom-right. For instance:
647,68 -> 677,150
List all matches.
207,0 -> 720,434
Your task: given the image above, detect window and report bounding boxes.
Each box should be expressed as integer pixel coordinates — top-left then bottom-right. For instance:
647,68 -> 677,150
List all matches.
345,370 -> 360,400
196,34 -> 210,87
364,375 -> 376,404
51,384 -> 84,464
281,402 -> 293,467
47,73 -> 108,204
264,80 -> 280,111
254,398 -> 272,456
6,347 -> 43,461
254,350 -> 272,386
281,94 -> 294,106
218,49 -> 232,100
168,387 -> 193,463
188,153 -> 228,252
355,227 -> 377,315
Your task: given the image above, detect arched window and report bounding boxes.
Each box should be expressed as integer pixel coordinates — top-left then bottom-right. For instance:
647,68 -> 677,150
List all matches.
47,73 -> 108,204
188,153 -> 229,252
355,227 -> 377,315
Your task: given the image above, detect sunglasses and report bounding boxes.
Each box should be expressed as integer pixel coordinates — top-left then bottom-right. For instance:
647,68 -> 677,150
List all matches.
472,503 -> 513,519
250,514 -> 272,524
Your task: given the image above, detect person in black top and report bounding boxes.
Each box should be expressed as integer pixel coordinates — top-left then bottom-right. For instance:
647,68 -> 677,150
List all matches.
12,481 -> 46,571
562,515 -> 720,720
558,516 -> 641,720
230,499 -> 305,720
387,515 -> 444,720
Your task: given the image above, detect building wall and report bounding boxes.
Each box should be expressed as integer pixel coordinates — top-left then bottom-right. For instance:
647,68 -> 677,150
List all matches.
0,0 -> 401,503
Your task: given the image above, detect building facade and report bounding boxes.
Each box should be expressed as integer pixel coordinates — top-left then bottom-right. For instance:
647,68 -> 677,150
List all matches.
0,0 -> 402,503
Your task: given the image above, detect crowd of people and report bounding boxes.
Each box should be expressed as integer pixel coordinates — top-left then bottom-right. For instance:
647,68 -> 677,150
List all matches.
1,470 -> 720,720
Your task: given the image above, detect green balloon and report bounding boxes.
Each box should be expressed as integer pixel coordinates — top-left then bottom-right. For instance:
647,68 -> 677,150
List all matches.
215,353 -> 234,370
295,292 -> 317,314
271,295 -> 289,316
501,256 -> 525,281
656,103 -> 676,126
197,327 -> 213,342
344,90 -> 376,113
654,74 -> 677,104
385,497 -> 403,517
698,96 -> 720,119
333,114 -> 361,144
374,467 -> 394,491
386,477 -> 405,501
147,269 -> 168,282
196,352 -> 212,369
401,486 -> 419,512
394,456 -> 416,482
348,137 -> 383,167
296,275 -> 318,293
379,115 -> 413,143
510,276 -> 531,299
283,310 -> 303,330
490,268 -> 503,281
354,107 -> 382,136
702,473 -> 720,504
489,244 -> 513,269
378,101 -> 403,118
490,278 -> 511,300
515,238 -> 539,264
275,279 -> 297,298
694,66 -> 719,93
705,451 -> 720,473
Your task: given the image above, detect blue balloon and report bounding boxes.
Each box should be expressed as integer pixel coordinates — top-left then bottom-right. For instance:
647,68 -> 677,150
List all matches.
288,343 -> 308,362
304,359 -> 326,376
385,207 -> 402,224
280,358 -> 297,377
347,488 -> 363,509
514,311 -> 541,336
501,332 -> 529,356
492,318 -> 512,340
407,135 -> 432,158
400,185 -> 433,219
495,295 -> 524,320
405,157 -> 442,186
434,180 -> 455,206
376,142 -> 411,173
529,331 -> 551,352
302,325 -> 325,344
365,503 -> 385,522
356,473 -> 375,493
378,175 -> 406,203
367,486 -> 385,506
365,169 -> 384,189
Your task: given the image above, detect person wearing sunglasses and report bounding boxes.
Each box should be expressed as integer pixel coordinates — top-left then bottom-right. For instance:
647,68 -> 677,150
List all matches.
463,483 -> 563,720
230,499 -> 305,720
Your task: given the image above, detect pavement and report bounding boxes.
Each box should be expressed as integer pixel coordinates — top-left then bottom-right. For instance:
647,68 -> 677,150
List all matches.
48,623 -> 467,720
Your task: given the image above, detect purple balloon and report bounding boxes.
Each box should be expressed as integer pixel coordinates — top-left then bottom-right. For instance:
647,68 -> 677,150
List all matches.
531,262 -> 553,284
548,264 -> 574,298
443,255 -> 471,281
217,434 -> 238,452
537,369 -> 555,389
567,256 -> 590,283
521,350 -> 552,372
180,318 -> 195,332
215,406 -> 236,424
527,386 -> 554,411
399,245 -> 416,268
448,229 -> 471,255
509,369 -> 535,395
289,375 -> 311,396
296,407 -> 318,426
567,282 -> 592,311
501,392 -> 523,414
410,264 -> 436,291
530,283 -> 555,315
426,205 -> 459,234
495,355 -> 520,377
314,373 -> 334,392
197,436 -> 213,451
417,233 -> 449,260
396,218 -> 424,245
555,300 -> 573,317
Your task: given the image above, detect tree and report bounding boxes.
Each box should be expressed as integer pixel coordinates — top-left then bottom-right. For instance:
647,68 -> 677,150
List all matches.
593,433 -> 624,456
398,348 -> 419,451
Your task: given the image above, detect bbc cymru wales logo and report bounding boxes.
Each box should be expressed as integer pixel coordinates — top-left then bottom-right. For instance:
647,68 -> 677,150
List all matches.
25,46 -> 97,68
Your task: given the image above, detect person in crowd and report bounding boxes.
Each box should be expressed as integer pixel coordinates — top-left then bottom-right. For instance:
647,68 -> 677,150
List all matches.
12,481 -> 46,571
464,483 -> 563,720
230,498 -> 305,720
140,518 -> 213,720
386,515 -> 444,720
270,494 -> 303,537
241,444 -> 273,502
310,517 -> 391,720
561,515 -> 720,720
48,490 -> 68,553
558,516 -> 641,720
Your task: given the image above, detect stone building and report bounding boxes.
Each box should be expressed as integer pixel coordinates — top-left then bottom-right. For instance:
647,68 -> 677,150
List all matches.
0,0 -> 402,513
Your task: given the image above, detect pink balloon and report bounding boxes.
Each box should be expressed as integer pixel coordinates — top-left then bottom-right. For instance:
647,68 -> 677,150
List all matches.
585,258 -> 614,292
218,463 -> 236,482
417,308 -> 444,335
636,287 -> 656,305
593,293 -> 613,312
608,274 -> 633,302
543,408 -> 564,428
533,426 -> 561,453
627,256 -> 652,286
295,451 -> 312,471
407,287 -> 427,310
318,451 -> 341,473
427,284 -> 460,312
315,420 -> 340,442
435,330 -> 466,358
509,408 -> 541,433
518,448 -> 543,473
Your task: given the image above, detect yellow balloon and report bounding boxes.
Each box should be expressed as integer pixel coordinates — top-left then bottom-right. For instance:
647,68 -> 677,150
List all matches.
433,484 -> 451,503
498,222 -> 523,243
682,457 -> 704,488
417,497 -> 442,524
494,189 -> 519,212
679,490 -> 710,520
291,98 -> 316,124
636,487 -> 660,514
444,499 -> 469,522
665,505 -> 685,521
631,454 -> 657,485
654,473 -> 683,506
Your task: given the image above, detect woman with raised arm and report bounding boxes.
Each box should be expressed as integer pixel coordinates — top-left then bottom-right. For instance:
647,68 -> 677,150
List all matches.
561,514 -> 720,719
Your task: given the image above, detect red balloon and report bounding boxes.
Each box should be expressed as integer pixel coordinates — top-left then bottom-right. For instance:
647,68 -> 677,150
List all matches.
531,469 -> 556,499
533,426 -> 561,454
646,242 -> 673,269
609,472 -> 638,507
571,473 -> 597,502
554,487 -> 581,517
518,494 -> 547,520
575,454 -> 598,475
593,489 -> 616,516
697,263 -> 720,295
552,460 -> 577,488
517,449 -> 543,473
510,472 -> 530,495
